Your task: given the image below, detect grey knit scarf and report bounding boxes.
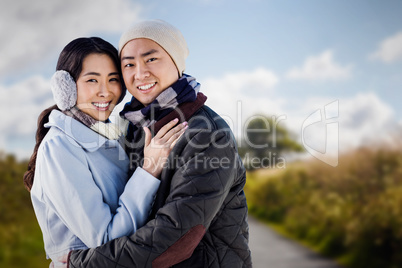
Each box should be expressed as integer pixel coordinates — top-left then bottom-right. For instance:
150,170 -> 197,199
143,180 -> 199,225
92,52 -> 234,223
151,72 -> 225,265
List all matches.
64,106 -> 121,140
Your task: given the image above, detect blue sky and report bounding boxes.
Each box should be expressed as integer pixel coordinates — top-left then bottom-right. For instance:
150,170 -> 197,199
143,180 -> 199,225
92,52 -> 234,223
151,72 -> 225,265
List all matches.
1,0 -> 402,161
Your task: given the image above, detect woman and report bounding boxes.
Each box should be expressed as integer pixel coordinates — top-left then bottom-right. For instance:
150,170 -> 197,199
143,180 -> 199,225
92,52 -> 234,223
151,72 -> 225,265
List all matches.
23,37 -> 187,267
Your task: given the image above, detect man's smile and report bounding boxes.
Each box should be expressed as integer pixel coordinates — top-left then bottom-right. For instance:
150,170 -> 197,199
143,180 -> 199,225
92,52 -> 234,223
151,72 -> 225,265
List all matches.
137,82 -> 156,92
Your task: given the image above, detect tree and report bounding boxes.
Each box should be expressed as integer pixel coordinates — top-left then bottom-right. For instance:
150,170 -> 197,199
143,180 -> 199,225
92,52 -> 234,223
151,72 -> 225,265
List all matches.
238,114 -> 303,170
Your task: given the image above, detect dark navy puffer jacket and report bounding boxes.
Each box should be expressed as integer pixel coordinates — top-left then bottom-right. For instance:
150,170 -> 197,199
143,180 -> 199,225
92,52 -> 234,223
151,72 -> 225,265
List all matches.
68,105 -> 252,268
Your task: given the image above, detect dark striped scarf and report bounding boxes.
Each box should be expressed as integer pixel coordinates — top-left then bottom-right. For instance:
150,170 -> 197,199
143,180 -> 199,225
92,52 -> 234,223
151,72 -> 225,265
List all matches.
120,74 -> 201,129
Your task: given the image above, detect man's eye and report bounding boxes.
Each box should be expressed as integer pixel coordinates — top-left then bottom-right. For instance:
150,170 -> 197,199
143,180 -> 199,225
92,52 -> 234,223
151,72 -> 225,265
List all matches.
124,63 -> 134,67
147,58 -> 156,62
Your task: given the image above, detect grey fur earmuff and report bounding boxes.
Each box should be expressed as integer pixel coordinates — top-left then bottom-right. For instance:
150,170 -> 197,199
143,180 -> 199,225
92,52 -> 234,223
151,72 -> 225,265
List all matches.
50,70 -> 77,111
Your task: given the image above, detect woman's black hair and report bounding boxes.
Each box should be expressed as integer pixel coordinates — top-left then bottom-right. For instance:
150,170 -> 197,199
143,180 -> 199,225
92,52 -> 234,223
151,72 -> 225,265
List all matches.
56,37 -> 123,86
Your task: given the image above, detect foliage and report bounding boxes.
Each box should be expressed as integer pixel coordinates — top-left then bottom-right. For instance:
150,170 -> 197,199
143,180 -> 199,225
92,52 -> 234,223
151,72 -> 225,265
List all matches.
238,114 -> 303,170
0,152 -> 50,268
244,146 -> 402,268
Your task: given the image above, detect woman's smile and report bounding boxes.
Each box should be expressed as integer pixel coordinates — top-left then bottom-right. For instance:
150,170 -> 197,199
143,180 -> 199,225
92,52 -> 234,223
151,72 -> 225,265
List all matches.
92,101 -> 112,111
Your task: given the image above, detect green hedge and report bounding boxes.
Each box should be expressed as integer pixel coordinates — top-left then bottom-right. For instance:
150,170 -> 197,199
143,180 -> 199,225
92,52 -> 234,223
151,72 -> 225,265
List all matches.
245,147 -> 402,268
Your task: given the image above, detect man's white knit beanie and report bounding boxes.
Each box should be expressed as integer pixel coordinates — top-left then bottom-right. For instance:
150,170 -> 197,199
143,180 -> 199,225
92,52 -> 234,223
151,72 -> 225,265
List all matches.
119,19 -> 189,77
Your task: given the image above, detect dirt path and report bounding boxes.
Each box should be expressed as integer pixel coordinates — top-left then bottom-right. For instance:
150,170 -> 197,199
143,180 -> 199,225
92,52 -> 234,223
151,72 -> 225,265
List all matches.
248,217 -> 344,268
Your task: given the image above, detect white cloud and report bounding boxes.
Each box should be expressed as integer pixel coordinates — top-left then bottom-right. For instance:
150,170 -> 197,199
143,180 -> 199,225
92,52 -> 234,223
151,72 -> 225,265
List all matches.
286,50 -> 353,81
0,76 -> 53,135
203,68 -> 278,96
339,93 -> 395,147
200,68 -> 283,137
198,69 -> 395,157
370,31 -> 402,63
0,0 -> 143,77
294,93 -> 395,155
0,75 -> 54,159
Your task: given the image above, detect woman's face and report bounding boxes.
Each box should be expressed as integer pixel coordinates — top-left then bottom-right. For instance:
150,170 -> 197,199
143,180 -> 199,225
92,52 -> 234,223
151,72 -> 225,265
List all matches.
76,53 -> 122,121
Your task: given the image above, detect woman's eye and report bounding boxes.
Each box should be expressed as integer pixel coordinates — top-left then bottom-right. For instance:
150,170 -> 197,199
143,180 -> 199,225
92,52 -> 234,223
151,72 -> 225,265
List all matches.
124,63 -> 134,68
110,78 -> 120,82
87,79 -> 97,83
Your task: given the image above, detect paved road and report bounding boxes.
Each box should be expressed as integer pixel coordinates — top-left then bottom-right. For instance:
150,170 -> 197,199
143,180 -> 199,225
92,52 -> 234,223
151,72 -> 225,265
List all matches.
248,217 -> 344,268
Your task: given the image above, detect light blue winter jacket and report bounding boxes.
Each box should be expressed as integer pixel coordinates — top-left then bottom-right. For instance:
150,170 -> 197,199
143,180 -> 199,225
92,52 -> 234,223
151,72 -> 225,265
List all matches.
30,110 -> 160,264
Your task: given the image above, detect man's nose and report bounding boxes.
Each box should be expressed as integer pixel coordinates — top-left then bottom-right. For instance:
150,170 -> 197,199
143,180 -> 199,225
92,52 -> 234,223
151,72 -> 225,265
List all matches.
135,63 -> 150,80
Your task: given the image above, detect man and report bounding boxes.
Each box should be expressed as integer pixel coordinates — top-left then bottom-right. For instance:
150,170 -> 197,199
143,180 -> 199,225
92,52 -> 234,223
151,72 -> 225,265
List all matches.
68,19 -> 251,268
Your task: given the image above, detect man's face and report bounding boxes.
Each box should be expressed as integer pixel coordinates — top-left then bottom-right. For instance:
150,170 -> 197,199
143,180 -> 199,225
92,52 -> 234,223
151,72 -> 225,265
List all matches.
120,38 -> 179,106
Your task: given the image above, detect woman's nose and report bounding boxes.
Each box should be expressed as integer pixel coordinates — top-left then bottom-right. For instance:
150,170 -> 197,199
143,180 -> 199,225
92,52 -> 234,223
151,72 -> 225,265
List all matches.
98,82 -> 111,97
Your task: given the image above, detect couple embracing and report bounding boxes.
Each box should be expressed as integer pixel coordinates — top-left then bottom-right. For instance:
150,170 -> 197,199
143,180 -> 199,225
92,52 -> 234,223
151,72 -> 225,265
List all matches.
24,19 -> 251,268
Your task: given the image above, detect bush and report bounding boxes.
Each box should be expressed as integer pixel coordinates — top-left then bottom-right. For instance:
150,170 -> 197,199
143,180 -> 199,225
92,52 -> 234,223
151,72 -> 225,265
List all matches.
0,152 -> 51,268
244,146 -> 402,268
